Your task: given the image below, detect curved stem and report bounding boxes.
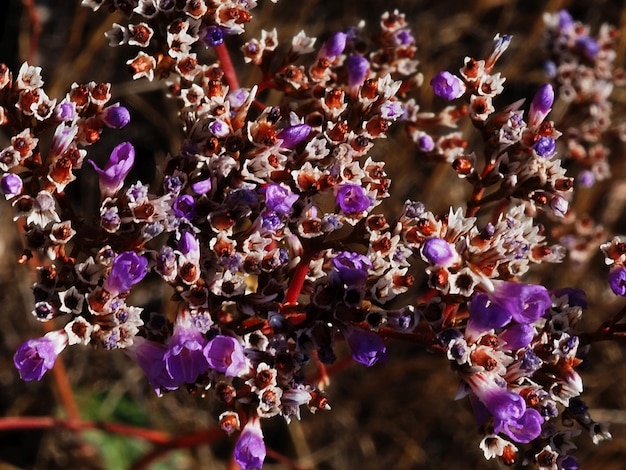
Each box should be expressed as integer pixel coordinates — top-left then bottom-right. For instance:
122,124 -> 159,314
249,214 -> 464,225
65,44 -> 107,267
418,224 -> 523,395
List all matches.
285,251 -> 313,305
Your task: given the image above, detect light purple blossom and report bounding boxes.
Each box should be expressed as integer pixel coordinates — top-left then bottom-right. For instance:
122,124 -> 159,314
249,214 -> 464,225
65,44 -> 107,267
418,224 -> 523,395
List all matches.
319,32 -> 347,60
13,330 -> 67,381
89,142 -> 135,198
346,54 -> 369,88
164,310 -> 209,384
277,124 -> 311,149
417,134 -> 435,152
103,251 -> 148,296
489,281 -> 551,324
0,173 -> 23,198
233,418 -> 266,470
499,323 -> 535,351
421,238 -> 458,267
204,335 -> 248,376
262,184 -> 299,215
101,104 -> 130,128
430,71 -> 466,100
528,83 -> 554,127
495,408 -> 543,443
335,184 -> 370,214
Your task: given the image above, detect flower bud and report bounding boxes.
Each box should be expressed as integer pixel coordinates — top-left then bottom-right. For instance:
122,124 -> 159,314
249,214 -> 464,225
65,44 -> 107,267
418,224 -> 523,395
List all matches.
528,84 -> 554,128
102,104 -> 131,128
346,54 -> 369,88
277,123 -> 311,149
319,32 -> 347,60
430,71 -> 466,101
0,173 -> 23,198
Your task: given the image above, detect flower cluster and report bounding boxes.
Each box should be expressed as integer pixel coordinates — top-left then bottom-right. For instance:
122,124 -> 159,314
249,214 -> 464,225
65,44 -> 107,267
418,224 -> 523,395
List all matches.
6,4 -> 626,469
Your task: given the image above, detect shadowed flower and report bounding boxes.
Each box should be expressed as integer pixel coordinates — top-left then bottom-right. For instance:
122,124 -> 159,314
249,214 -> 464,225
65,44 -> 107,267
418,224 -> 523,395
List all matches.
103,251 -> 148,296
204,335 -> 248,376
129,336 -> 179,396
89,142 -> 135,198
234,417 -> 266,470
608,265 -> 626,296
343,325 -> 387,367
13,330 -> 67,381
164,310 -> 208,384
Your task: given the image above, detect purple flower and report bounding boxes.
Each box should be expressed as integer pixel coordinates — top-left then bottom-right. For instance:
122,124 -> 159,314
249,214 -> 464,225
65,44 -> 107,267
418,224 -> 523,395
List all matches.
467,293 -> 512,338
346,54 -> 369,88
393,29 -> 414,46
54,101 -> 76,122
0,173 -> 23,198
277,124 -> 311,149
261,184 -> 299,215
50,123 -> 78,157
558,10 -> 574,30
178,230 -> 200,261
499,323 -> 535,351
164,310 -> 208,384
202,26 -> 226,47
129,336 -> 179,396
489,281 -> 551,324
576,36 -> 600,59
89,142 -> 135,198
430,71 -> 466,101
609,266 -> 626,296
421,238 -> 458,267
204,335 -> 248,376
336,184 -> 370,214
417,134 -> 435,152
343,325 -> 387,367
173,194 -> 196,219
101,104 -> 130,128
533,136 -> 556,157
528,83 -> 554,127
319,32 -> 347,60
234,418 -> 266,470
495,408 -> 543,443
103,251 -> 148,296
331,251 -> 372,287
191,177 -> 212,195
14,331 -> 67,381
560,456 -> 579,470
468,373 -> 525,421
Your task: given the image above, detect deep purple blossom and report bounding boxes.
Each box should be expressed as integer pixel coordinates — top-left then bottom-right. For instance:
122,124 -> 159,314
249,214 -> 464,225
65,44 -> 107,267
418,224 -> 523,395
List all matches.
277,124 -> 311,149
421,238 -> 458,267
103,251 -> 148,296
129,336 -> 179,396
204,335 -> 248,376
560,456 -> 579,470
489,281 -> 551,324
576,36 -> 600,59
336,184 -> 370,214
101,104 -> 130,128
331,251 -> 372,287
234,418 -> 266,470
0,173 -> 23,198
343,325 -> 387,367
202,26 -> 226,47
533,136 -> 556,157
50,123 -> 78,157
164,310 -> 208,384
346,54 -> 369,88
173,194 -> 196,219
609,266 -> 626,296
14,331 -> 67,381
178,230 -> 200,262
89,142 -> 135,198
430,71 -> 466,100
261,184 -> 299,215
319,32 -> 347,60
467,293 -> 512,338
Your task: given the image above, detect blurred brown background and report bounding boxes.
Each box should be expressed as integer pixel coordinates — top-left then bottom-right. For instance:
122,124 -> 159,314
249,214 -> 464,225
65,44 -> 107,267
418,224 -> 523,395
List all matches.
2,0 -> 626,468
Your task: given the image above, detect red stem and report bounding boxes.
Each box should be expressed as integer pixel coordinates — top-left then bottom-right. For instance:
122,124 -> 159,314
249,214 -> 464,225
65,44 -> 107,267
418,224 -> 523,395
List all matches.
285,252 -> 313,305
0,416 -> 170,444
215,43 -> 240,90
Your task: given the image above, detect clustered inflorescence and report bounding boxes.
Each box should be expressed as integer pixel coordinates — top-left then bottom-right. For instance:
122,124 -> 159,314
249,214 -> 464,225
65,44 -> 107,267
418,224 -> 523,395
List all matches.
4,2 -> 626,469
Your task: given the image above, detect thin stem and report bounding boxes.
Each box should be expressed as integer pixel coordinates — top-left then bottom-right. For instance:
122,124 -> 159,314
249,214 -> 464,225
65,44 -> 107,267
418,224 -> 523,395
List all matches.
285,251 -> 313,305
215,43 -> 240,90
0,416 -> 170,444
21,0 -> 41,63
